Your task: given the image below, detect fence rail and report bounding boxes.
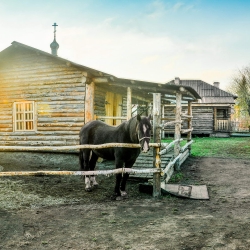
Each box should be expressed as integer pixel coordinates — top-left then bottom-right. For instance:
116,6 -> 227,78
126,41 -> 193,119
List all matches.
0,168 -> 161,177
0,143 -> 165,153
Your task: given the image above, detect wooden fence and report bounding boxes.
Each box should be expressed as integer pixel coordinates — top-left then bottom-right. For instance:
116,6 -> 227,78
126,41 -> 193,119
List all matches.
0,140 -> 192,196
0,90 -> 194,198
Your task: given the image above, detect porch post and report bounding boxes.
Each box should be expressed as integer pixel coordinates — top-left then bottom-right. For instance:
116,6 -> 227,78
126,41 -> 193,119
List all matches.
214,107 -> 217,131
153,93 -> 161,198
228,107 -> 231,132
85,81 -> 95,123
127,87 -> 132,120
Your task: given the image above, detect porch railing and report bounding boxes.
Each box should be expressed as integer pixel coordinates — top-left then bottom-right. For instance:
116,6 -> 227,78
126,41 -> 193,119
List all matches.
216,119 -> 229,131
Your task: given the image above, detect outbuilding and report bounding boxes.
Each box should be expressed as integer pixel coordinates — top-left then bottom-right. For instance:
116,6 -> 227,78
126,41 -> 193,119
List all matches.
163,78 -> 237,137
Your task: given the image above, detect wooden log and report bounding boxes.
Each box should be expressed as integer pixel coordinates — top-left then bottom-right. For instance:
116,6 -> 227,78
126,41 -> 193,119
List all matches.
159,139 -> 183,155
96,116 -> 127,120
181,128 -> 193,134
0,168 -> 161,177
187,101 -> 192,148
180,140 -> 194,153
162,120 -> 182,127
174,91 -> 182,170
162,152 -> 183,183
181,113 -> 193,119
153,93 -> 161,198
127,87 -> 132,120
0,135 -> 79,141
179,149 -> 190,166
0,142 -> 162,152
0,73 -> 83,84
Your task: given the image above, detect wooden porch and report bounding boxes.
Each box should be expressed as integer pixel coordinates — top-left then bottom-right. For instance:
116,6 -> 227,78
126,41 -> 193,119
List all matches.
214,107 -> 231,132
216,119 -> 230,131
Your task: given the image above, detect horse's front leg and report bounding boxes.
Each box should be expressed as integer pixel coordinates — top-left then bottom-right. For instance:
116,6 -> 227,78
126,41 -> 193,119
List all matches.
120,160 -> 135,199
114,158 -> 124,199
115,173 -> 122,198
89,152 -> 99,188
80,149 -> 92,191
120,173 -> 129,198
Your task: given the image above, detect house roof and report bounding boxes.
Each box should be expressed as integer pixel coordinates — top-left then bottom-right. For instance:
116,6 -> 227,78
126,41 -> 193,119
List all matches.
0,41 -> 112,77
166,79 -> 237,99
0,41 -> 201,102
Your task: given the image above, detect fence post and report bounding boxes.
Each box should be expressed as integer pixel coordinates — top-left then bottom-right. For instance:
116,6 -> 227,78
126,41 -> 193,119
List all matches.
161,105 -> 165,138
153,93 -> 161,198
174,91 -> 182,170
187,101 -> 192,154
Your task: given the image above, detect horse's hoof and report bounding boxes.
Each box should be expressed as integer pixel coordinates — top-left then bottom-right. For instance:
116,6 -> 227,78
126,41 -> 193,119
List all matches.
85,187 -> 92,192
115,196 -> 123,201
120,191 -> 128,198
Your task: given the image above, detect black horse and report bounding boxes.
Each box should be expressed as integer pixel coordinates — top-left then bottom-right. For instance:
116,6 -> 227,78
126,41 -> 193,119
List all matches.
79,114 -> 152,199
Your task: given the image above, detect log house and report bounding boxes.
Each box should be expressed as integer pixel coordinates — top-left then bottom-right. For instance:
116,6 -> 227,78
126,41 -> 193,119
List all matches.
164,78 -> 237,137
0,42 -> 200,148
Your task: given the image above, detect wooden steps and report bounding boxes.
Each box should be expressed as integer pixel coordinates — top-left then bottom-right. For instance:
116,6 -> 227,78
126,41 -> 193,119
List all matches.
95,148 -> 174,180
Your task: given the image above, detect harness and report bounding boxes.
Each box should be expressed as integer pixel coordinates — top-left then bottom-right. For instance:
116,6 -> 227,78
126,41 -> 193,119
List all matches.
136,122 -> 151,143
138,135 -> 151,142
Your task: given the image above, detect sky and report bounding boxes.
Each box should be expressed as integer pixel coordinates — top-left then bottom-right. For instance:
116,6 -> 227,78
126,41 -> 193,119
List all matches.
1,0 -> 250,90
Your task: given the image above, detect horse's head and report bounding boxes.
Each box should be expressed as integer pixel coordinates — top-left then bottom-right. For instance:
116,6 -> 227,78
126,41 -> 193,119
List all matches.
137,114 -> 152,153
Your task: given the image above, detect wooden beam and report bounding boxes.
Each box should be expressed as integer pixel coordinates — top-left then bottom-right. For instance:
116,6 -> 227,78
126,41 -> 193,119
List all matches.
165,103 -> 232,107
0,168 -> 161,177
181,128 -> 193,134
93,77 -> 109,83
85,81 -> 95,123
174,91 -> 182,170
132,95 -> 151,103
179,86 -> 197,101
0,143 -> 163,152
214,107 -> 217,131
161,105 -> 165,138
127,87 -> 132,120
181,113 -> 193,119
187,101 -> 192,148
96,116 -> 127,120
153,93 -> 161,198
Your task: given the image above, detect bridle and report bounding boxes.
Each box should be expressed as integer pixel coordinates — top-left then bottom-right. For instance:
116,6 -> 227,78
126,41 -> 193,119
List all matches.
135,118 -> 151,145
138,136 -> 151,142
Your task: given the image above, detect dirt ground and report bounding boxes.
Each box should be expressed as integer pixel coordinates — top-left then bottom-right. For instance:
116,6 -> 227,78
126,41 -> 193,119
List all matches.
0,152 -> 250,250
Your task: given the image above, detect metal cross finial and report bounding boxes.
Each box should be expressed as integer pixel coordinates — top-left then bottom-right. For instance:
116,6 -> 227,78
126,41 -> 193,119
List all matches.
52,23 -> 58,39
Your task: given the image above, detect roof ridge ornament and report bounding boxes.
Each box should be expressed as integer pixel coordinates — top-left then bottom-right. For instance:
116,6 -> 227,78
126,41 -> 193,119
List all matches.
50,23 -> 59,56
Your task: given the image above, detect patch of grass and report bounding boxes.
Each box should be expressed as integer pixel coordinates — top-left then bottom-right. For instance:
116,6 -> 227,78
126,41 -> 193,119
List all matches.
190,137 -> 250,159
169,171 -> 184,182
162,137 -> 250,159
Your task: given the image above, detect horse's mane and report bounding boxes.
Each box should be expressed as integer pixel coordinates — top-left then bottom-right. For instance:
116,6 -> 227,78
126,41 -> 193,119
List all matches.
125,116 -> 140,143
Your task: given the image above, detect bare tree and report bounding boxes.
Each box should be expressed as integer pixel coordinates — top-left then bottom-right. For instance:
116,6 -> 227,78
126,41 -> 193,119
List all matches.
229,66 -> 250,116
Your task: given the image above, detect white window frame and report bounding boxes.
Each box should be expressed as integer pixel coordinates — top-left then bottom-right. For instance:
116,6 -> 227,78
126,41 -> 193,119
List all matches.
13,101 -> 36,132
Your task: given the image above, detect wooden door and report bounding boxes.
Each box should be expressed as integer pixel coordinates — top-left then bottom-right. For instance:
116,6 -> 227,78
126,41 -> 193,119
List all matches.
105,92 -> 114,125
105,92 -> 122,125
113,94 -> 122,125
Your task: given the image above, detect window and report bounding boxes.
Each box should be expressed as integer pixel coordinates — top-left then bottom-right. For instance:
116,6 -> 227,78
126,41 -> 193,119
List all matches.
14,101 -> 35,131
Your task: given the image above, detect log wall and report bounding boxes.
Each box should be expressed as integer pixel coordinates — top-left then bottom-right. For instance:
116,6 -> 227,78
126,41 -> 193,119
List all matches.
0,49 -> 86,146
164,106 -> 214,134
94,86 -> 106,120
